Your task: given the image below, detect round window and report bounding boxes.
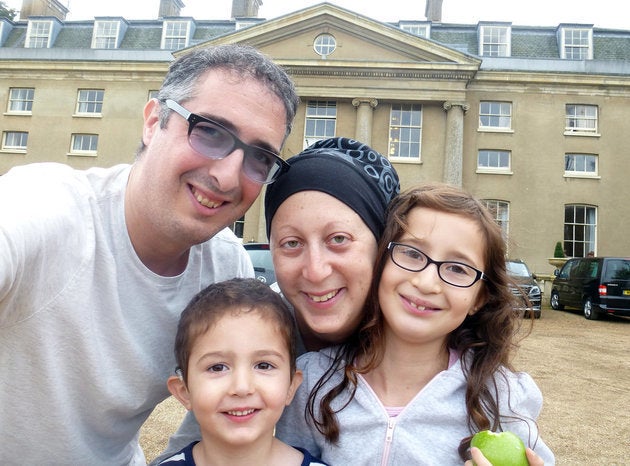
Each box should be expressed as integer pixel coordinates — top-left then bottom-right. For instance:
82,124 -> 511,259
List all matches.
313,33 -> 336,58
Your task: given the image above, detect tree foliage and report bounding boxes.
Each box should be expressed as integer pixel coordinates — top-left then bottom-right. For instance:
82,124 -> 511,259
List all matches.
0,0 -> 17,21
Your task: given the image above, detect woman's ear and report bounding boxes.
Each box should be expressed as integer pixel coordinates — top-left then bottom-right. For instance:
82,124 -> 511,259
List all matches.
167,374 -> 192,411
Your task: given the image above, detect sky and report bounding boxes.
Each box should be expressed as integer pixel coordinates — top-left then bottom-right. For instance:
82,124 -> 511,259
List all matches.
5,0 -> 629,30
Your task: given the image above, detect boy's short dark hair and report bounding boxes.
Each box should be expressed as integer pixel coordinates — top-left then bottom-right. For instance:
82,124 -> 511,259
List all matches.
173,277 -> 298,383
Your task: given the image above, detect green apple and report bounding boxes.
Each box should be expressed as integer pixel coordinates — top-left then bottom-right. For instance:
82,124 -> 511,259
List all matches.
470,430 -> 528,466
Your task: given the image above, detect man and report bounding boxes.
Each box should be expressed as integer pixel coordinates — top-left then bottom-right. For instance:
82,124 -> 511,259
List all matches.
0,44 -> 298,464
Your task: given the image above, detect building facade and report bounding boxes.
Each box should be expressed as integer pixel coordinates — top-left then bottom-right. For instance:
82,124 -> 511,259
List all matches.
2,0 -> 630,274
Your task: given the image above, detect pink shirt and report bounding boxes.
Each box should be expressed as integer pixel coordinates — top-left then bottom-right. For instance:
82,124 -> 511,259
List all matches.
385,348 -> 460,417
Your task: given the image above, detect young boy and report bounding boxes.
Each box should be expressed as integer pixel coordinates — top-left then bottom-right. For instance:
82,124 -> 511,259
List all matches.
159,278 -> 326,466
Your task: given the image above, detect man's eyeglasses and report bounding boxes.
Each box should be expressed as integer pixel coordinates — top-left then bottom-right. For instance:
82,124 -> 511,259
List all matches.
163,99 -> 289,184
387,242 -> 487,288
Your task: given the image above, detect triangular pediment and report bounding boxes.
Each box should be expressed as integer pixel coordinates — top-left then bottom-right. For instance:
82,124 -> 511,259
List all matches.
180,2 -> 480,75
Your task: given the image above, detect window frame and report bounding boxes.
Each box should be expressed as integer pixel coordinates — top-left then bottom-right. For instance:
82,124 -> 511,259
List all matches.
92,20 -> 120,49
231,216 -> 245,239
560,27 -> 593,60
7,88 -> 35,114
564,204 -> 597,258
75,89 -> 104,116
2,131 -> 29,152
388,104 -> 422,162
399,22 -> 430,38
476,149 -> 512,173
25,20 -> 52,48
304,100 -> 337,149
161,20 -> 190,50
479,25 -> 511,57
70,133 -> 99,156
564,153 -> 599,178
479,101 -> 512,131
481,199 -> 510,245
565,104 -> 598,135
313,34 -> 336,58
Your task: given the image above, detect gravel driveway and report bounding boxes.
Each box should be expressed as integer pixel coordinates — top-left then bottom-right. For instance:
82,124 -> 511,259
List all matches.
141,306 -> 630,464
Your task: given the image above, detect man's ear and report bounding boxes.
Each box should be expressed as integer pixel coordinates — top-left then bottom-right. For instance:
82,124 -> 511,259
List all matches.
285,369 -> 303,406
167,374 -> 192,411
142,98 -> 161,147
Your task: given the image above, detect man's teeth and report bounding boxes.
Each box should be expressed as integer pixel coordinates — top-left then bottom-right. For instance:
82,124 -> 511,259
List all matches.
193,189 -> 222,208
227,409 -> 255,416
310,290 -> 338,302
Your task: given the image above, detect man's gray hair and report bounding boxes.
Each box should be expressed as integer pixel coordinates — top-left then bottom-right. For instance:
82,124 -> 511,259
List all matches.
157,44 -> 298,137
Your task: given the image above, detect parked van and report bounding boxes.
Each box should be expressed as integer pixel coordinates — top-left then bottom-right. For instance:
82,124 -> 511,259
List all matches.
550,257 -> 630,320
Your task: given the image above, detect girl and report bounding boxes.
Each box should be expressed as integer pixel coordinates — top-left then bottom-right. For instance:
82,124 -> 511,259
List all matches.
276,183 -> 554,465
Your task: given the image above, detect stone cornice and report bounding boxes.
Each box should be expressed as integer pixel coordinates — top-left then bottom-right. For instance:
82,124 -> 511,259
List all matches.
286,67 -> 476,81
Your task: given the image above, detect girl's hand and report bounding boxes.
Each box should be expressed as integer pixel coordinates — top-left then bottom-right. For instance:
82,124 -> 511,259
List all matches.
464,447 -> 544,465
525,447 -> 544,466
464,446 -> 491,466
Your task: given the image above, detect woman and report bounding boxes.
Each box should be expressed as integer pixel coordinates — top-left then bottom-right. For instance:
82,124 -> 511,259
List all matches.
264,137 -> 400,352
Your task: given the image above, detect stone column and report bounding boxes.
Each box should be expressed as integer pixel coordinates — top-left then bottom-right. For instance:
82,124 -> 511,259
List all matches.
352,98 -> 378,145
442,101 -> 469,187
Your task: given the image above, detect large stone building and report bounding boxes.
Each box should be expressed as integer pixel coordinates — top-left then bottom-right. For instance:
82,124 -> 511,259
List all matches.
1,0 -> 629,275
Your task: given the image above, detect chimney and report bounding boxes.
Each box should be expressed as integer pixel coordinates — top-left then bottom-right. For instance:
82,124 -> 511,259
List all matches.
159,0 -> 185,18
19,0 -> 69,20
231,0 -> 262,18
425,0 -> 443,22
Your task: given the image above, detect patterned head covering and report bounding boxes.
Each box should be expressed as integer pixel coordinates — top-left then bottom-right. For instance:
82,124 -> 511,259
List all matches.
265,137 -> 400,240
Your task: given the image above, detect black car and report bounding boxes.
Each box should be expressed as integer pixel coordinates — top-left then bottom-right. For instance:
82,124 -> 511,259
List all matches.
506,259 -> 542,318
550,256 -> 630,320
243,242 -> 275,285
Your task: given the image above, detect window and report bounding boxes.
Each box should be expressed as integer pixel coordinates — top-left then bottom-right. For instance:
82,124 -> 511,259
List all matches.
148,90 -> 159,101
389,104 -> 422,160
231,216 -> 245,239
565,104 -> 598,133
479,101 -> 512,130
76,90 -> 104,115
70,134 -> 98,155
479,25 -> 511,57
565,154 -> 598,176
8,88 -> 34,113
2,131 -> 28,151
564,205 -> 596,257
560,27 -> 592,60
92,20 -> 119,49
481,199 -> 510,242
235,19 -> 259,30
26,20 -> 52,48
304,101 -> 336,148
313,34 -> 336,58
399,23 -> 430,37
477,150 -> 511,172
162,21 -> 190,50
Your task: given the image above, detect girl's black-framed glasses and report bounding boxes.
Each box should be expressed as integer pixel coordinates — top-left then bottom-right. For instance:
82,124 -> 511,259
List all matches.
387,241 -> 487,288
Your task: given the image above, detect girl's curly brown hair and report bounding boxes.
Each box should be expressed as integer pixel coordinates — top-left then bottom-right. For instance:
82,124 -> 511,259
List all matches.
306,183 -> 529,459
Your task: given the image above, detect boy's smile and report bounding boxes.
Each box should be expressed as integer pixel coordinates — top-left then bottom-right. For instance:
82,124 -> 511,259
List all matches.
168,311 -> 302,453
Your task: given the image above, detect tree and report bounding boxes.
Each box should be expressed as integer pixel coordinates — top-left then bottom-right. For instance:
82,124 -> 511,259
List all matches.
0,0 -> 17,21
